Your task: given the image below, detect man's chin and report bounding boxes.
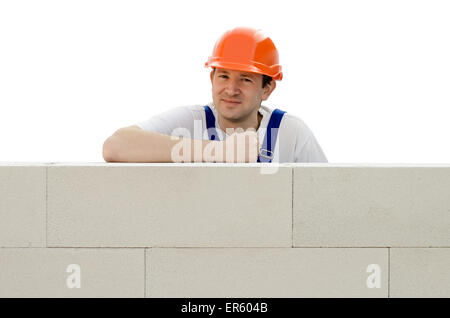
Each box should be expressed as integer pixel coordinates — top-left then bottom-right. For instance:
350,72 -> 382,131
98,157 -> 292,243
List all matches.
217,108 -> 241,120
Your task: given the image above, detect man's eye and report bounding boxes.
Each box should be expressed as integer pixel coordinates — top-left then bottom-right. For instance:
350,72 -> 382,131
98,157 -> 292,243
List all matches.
219,75 -> 228,78
243,78 -> 252,82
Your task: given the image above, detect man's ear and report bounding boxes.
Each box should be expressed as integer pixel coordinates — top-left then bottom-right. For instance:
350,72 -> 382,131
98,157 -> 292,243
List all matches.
262,80 -> 276,101
210,70 -> 214,84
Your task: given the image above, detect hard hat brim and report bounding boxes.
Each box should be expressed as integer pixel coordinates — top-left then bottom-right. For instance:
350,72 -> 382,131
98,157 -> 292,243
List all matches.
205,59 -> 283,81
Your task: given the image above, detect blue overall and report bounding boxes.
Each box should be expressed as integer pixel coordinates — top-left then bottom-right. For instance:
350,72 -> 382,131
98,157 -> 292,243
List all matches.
203,105 -> 286,163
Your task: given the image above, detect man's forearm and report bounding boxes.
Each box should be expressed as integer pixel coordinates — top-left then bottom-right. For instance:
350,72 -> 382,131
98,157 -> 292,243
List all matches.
103,127 -> 224,163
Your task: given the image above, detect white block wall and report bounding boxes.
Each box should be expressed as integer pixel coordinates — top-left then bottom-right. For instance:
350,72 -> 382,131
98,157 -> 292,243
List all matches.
0,163 -> 449,297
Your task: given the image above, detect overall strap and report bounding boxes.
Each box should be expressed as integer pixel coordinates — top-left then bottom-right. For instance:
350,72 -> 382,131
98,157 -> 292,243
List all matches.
204,105 -> 286,163
258,109 -> 286,163
204,105 -> 220,141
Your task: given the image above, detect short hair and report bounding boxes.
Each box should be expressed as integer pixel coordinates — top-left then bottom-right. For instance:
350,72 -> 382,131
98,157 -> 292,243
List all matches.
262,74 -> 273,88
212,68 -> 273,88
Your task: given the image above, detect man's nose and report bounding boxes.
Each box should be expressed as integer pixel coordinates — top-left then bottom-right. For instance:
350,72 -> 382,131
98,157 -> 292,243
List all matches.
224,78 -> 241,95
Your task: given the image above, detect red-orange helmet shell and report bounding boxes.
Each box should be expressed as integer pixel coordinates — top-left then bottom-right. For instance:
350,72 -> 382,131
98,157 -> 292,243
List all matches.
205,27 -> 283,81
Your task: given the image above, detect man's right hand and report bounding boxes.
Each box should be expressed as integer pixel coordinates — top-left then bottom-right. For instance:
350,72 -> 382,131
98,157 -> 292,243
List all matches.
222,130 -> 260,163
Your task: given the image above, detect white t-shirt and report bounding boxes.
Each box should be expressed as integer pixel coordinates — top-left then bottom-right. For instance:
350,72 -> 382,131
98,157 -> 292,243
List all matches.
135,102 -> 328,163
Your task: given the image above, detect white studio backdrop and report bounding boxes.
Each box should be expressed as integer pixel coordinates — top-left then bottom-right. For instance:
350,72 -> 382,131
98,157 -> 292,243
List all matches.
0,0 -> 449,163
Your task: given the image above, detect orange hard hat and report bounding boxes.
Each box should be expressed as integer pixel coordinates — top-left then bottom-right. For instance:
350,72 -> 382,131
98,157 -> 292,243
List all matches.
205,27 -> 283,81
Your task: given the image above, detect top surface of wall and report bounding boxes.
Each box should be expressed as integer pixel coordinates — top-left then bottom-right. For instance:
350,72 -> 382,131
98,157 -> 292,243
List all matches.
2,162 -> 450,166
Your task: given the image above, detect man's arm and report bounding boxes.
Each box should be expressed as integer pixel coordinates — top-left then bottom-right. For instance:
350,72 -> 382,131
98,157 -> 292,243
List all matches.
103,126 -> 259,163
103,125 -> 221,163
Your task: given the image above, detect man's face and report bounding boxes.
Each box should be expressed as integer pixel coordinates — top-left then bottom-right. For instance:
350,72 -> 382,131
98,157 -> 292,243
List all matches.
210,68 -> 275,123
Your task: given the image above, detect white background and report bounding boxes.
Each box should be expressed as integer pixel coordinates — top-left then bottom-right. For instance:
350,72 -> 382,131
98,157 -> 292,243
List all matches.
0,0 -> 449,163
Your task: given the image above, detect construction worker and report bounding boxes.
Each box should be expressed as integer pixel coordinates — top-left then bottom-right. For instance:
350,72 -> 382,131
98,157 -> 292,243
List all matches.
103,27 -> 328,163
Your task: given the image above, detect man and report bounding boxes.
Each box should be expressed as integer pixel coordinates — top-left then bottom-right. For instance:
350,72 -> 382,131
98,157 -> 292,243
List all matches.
103,27 -> 327,163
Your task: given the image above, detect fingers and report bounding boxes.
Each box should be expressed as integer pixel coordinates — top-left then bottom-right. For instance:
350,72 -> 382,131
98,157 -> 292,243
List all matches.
224,130 -> 258,163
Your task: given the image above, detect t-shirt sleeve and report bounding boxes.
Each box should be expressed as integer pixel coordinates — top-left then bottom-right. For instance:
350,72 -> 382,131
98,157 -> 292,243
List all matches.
295,133 -> 328,163
135,106 -> 195,136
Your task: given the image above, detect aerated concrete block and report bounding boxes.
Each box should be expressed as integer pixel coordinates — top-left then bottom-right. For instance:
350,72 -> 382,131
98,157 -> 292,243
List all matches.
146,247 -> 388,298
293,167 -> 450,247
0,165 -> 46,247
390,248 -> 450,298
47,164 -> 292,247
0,248 -> 144,297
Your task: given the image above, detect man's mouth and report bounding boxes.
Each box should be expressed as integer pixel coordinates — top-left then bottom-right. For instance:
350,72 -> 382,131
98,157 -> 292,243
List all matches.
222,99 -> 241,105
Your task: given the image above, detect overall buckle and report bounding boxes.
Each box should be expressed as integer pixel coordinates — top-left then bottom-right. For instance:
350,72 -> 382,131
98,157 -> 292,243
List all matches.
259,148 -> 274,160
